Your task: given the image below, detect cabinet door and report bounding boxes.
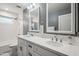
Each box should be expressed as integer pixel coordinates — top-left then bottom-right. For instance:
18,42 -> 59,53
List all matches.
27,42 -> 40,56
36,46 -> 58,56
18,38 -> 29,56
28,51 -> 40,56
25,41 -> 29,56
17,45 -> 22,56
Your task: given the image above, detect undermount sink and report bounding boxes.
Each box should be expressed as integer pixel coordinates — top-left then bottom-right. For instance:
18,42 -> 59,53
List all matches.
46,41 -> 63,47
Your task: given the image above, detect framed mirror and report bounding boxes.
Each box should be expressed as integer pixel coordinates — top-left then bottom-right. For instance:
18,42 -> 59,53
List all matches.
46,3 -> 76,34
29,7 -> 40,32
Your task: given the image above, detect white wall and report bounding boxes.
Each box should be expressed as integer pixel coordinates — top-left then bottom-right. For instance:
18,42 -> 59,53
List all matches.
0,10 -> 23,43
0,10 -> 17,18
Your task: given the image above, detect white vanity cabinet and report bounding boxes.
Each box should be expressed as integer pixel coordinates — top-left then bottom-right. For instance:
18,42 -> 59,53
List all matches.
18,38 -> 40,56
17,38 -> 29,56
18,37 -> 59,56
27,42 -> 58,56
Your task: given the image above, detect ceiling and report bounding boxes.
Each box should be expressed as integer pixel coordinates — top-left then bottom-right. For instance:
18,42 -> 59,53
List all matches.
0,3 -> 29,14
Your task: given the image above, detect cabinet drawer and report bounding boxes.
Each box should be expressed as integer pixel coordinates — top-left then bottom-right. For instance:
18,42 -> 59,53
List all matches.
27,42 -> 58,56
34,45 -> 58,56
27,42 -> 37,52
27,43 -> 39,56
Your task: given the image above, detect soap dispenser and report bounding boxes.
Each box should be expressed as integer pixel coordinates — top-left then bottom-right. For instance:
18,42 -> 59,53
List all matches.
40,25 -> 44,34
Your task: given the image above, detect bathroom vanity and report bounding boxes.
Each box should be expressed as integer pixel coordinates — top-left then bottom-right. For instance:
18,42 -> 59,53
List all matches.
19,3 -> 79,56
17,35 -> 79,56
17,35 -> 64,56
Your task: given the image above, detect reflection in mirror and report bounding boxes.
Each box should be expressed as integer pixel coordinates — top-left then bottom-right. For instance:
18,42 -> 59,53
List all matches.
29,7 -> 39,32
46,3 -> 75,34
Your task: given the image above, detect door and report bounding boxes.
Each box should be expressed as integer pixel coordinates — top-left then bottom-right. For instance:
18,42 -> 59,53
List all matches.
18,38 -> 29,56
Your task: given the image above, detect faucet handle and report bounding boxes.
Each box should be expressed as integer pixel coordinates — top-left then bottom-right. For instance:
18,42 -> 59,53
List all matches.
56,38 -> 58,41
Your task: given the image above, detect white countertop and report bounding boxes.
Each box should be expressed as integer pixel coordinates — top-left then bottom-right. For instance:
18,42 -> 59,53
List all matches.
18,35 -> 79,56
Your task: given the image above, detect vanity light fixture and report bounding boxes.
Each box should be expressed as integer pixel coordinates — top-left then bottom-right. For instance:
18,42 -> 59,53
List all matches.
30,4 -> 33,9
27,5 -> 33,10
32,3 -> 36,6
27,3 -> 37,10
27,6 -> 30,10
32,3 -> 36,8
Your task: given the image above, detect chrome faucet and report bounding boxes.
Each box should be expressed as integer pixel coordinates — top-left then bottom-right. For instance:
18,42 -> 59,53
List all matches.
52,35 -> 58,42
52,35 -> 63,43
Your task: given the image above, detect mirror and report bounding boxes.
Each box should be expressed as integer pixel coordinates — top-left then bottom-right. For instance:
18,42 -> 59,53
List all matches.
29,7 -> 39,32
46,3 -> 76,34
